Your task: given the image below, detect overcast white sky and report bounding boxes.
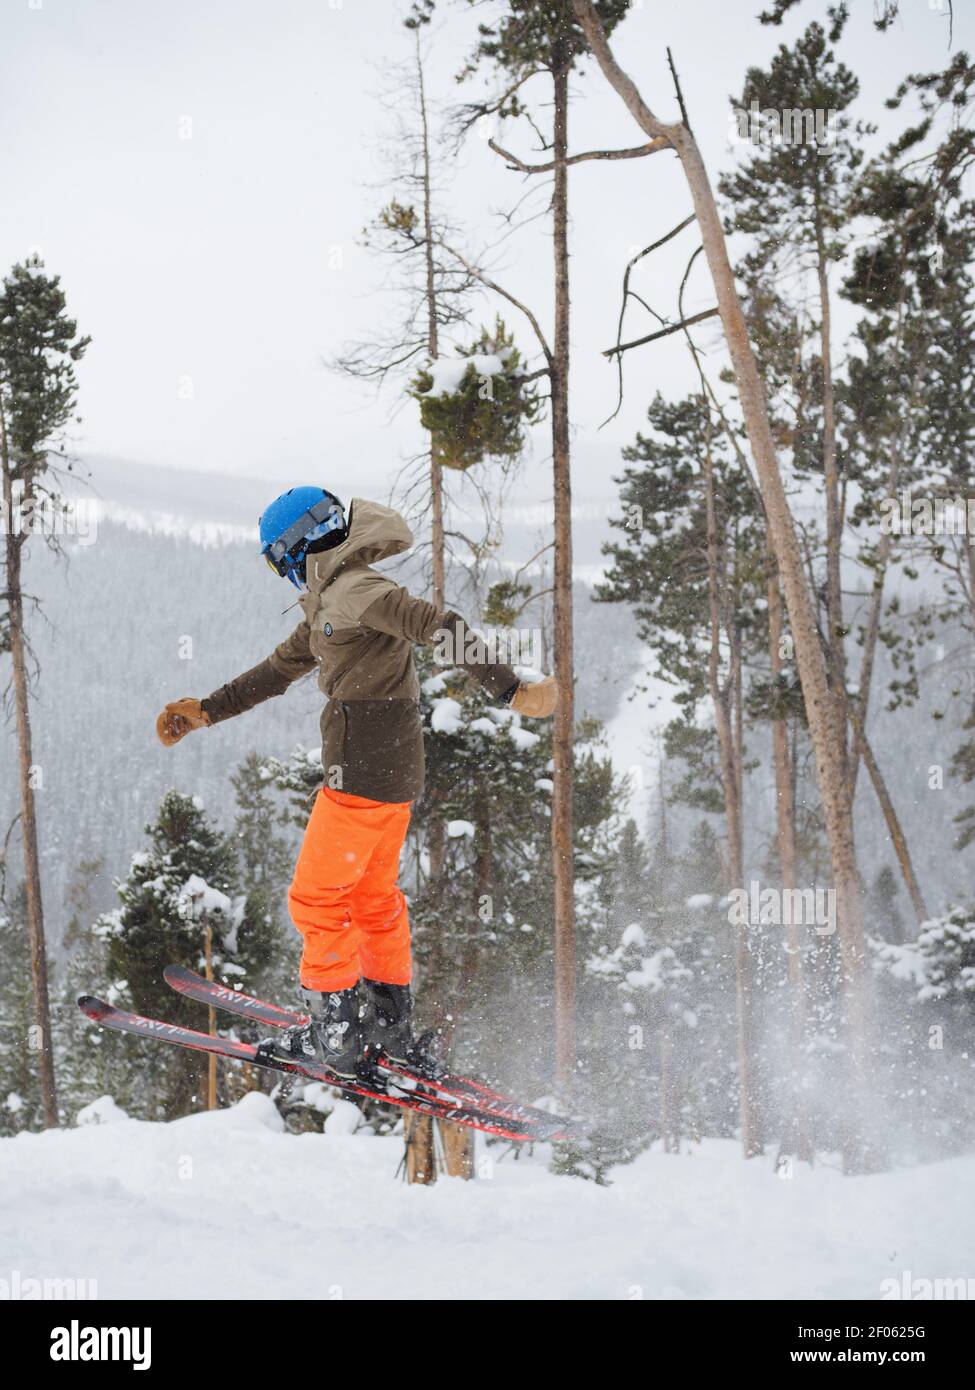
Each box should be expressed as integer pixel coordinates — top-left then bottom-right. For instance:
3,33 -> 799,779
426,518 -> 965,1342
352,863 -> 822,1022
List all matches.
3,0 -> 969,506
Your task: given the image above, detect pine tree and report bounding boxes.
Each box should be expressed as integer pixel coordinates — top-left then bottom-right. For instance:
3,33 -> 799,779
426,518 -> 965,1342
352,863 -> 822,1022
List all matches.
454,0 -> 632,1087
573,817 -> 740,1176
868,866 -> 906,945
842,56 -> 975,861
410,317 -> 540,474
229,752 -> 298,1003
54,860 -> 134,1124
0,886 -> 41,1135
0,257 -> 90,1126
597,390 -> 770,1153
572,0 -> 879,1170
97,790 -> 272,1119
406,652 -> 621,1092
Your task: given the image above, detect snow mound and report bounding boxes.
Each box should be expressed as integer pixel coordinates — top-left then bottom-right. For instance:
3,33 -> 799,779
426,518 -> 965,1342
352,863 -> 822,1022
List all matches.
2,1112 -> 973,1300
76,1096 -> 129,1127
205,1091 -> 284,1132
323,1097 -> 362,1135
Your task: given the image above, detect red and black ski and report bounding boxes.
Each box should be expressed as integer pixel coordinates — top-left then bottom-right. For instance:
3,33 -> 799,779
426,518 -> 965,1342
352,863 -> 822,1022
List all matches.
77,994 -> 573,1142
163,965 -> 300,1031
162,964 -> 581,1138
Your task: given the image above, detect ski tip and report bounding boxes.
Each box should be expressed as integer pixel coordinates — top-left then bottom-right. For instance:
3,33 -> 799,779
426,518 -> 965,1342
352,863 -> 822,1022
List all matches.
162,963 -> 191,984
552,1124 -> 591,1143
77,994 -> 109,1020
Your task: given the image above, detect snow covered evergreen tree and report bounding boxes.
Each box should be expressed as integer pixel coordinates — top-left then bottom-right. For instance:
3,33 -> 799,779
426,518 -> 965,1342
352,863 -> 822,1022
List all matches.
229,752 -> 301,1004
95,790 -> 273,1119
569,816 -> 740,1178
409,317 -> 541,474
406,654 -> 621,1092
0,886 -> 41,1135
871,902 -> 975,1158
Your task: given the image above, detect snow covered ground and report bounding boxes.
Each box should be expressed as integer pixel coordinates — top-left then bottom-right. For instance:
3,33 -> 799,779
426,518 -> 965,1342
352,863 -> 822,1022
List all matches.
2,1093 -> 973,1301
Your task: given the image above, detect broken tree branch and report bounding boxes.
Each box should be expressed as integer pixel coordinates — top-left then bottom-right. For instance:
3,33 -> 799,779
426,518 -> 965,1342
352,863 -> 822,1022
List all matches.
846,703 -> 929,924
667,47 -> 691,132
601,212 -> 697,425
488,135 -> 670,174
438,241 -> 553,364
603,306 -> 719,359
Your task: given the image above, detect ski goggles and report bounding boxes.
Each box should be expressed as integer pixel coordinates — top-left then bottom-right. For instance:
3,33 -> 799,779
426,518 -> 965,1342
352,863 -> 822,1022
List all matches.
262,496 -> 345,577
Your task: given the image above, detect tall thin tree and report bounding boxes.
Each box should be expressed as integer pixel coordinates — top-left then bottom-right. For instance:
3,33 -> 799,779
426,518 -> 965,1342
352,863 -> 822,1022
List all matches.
454,0 -> 633,1087
571,0 -> 876,1168
0,258 -> 89,1129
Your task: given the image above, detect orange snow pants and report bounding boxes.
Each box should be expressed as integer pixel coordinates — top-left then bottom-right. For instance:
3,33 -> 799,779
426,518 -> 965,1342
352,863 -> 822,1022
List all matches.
289,787 -> 413,992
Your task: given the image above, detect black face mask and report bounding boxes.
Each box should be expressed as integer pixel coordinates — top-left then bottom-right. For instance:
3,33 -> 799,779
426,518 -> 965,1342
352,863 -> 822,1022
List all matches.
305,499 -> 352,558
305,527 -> 347,556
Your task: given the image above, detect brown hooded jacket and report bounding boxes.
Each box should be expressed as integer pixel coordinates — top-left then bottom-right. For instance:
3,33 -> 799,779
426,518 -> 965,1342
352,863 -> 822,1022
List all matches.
201,499 -> 518,802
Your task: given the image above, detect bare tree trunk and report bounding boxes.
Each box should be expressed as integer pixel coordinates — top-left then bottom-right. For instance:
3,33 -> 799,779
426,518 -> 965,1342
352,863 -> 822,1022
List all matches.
703,441 -> 762,1156
845,543 -> 929,926
436,806 -> 494,1182
550,56 -> 577,1092
659,1030 -> 675,1153
850,541 -> 888,801
571,0 -> 875,1168
419,37 -> 446,621
815,226 -> 850,791
847,705 -> 929,924
1,440 -> 58,1129
842,371 -> 929,924
848,307 -> 920,798
411,37 -> 443,1185
768,562 -> 812,1162
430,458 -> 445,613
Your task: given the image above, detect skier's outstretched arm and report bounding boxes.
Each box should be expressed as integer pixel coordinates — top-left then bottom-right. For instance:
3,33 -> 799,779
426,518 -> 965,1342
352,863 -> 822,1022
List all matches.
359,586 -> 558,716
156,620 -> 316,746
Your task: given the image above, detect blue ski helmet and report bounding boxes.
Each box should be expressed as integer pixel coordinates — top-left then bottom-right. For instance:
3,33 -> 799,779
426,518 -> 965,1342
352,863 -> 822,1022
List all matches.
259,486 -> 346,589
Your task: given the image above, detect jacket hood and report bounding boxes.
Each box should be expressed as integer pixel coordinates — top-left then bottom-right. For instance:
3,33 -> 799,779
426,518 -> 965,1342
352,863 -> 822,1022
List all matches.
306,498 -> 413,592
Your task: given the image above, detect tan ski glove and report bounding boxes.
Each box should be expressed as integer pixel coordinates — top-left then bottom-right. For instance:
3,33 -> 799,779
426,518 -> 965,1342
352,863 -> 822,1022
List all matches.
156,698 -> 210,747
511,675 -> 558,718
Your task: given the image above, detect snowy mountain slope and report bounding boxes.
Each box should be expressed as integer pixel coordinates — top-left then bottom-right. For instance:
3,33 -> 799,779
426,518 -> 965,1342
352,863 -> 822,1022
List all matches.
63,451 -> 627,574
2,1092 -> 972,1301
61,455 -> 272,543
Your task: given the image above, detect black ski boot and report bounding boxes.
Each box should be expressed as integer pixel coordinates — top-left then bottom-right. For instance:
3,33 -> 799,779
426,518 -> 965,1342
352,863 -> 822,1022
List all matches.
360,979 -> 444,1078
256,986 -> 362,1080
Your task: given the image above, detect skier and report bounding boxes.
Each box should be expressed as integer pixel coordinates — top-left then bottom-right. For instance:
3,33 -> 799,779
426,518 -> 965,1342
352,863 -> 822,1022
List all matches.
156,487 -> 557,1081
